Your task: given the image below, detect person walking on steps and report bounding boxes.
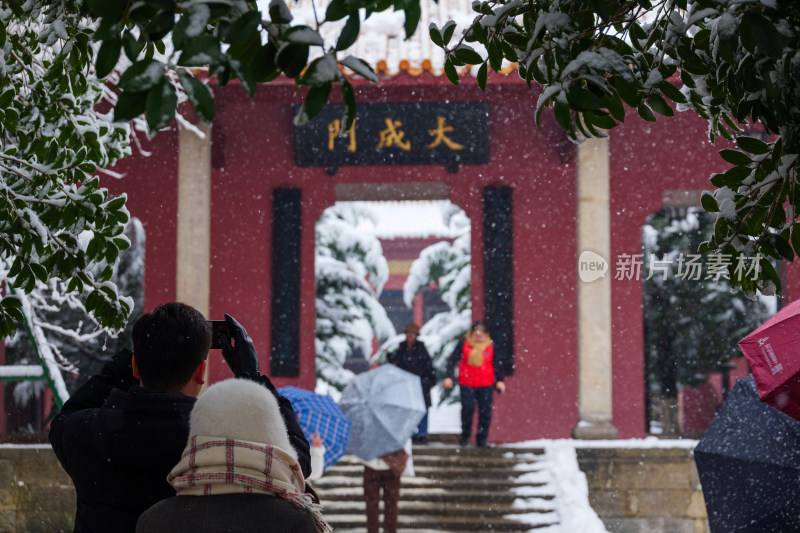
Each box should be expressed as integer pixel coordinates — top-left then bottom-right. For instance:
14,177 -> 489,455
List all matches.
443,320 -> 506,447
388,322 -> 436,444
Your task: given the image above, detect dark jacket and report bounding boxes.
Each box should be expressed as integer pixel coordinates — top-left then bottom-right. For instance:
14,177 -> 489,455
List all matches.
136,492 -> 318,533
136,494 -> 317,533
388,340 -> 436,407
49,349 -> 311,533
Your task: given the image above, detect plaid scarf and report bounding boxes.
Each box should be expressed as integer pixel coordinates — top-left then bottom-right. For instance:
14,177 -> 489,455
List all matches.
169,436 -> 332,533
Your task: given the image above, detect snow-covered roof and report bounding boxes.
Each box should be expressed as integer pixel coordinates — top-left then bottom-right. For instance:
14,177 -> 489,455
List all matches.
349,200 -> 468,239
258,0 -> 516,77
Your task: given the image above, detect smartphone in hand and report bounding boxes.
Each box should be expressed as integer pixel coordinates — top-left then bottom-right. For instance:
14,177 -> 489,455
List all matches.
208,320 -> 230,350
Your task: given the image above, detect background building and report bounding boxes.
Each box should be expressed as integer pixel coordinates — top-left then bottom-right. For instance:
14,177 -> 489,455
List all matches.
3,0 -> 797,442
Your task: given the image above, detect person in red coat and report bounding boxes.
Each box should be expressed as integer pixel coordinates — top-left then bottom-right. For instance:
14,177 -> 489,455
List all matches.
444,321 -> 506,447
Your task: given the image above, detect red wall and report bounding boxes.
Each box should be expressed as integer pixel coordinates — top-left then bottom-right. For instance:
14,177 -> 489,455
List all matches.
101,72 -> 729,441
190,76 -> 582,439
106,128 -> 179,310
609,108 -> 730,436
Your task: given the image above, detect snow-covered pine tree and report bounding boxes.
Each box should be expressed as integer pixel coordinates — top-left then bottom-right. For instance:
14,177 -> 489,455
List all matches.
4,218 -> 145,430
642,208 -> 774,434
375,203 -> 471,403
315,204 -> 395,391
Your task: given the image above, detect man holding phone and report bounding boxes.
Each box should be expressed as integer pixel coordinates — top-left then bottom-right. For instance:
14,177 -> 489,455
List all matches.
49,302 -> 310,533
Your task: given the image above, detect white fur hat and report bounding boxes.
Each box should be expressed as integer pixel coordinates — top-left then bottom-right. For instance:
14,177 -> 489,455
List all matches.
190,378 -> 297,460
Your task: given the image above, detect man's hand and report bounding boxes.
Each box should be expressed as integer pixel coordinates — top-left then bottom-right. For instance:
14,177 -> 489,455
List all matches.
443,377 -> 454,389
495,381 -> 506,394
220,314 -> 260,380
111,348 -> 136,387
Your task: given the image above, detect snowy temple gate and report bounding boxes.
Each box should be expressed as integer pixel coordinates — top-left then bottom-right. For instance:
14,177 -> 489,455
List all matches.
75,65 -> 782,442
6,13 -> 800,441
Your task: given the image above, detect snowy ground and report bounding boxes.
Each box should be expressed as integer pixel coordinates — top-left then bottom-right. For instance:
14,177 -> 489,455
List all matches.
428,399 -> 698,532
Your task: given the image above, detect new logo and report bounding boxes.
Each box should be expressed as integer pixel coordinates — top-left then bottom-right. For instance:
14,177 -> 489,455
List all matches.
578,251 -> 609,283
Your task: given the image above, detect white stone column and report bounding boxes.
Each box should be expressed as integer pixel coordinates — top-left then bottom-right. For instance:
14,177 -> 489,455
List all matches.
573,136 -> 618,439
176,121 -> 212,317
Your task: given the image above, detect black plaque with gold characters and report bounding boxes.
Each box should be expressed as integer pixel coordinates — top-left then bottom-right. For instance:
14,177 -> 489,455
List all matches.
294,102 -> 489,172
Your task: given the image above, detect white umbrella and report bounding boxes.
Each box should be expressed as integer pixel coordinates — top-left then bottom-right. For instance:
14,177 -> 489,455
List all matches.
340,364 -> 426,461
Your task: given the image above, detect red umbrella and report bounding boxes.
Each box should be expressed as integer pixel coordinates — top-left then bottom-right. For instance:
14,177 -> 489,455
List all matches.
739,298 -> 800,420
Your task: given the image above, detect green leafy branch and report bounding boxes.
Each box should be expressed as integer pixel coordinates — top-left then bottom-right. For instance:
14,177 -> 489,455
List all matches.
87,0 -> 407,133
431,0 -> 800,295
1,2 -> 132,337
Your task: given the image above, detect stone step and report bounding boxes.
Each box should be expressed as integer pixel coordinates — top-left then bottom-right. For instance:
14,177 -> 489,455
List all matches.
313,471 -> 550,490
321,498 -> 557,517
324,463 -> 537,480
316,486 -> 554,504
321,451 -> 547,470
415,465 -> 545,480
410,444 -> 546,457
335,446 -> 539,453
325,513 -> 558,531
327,529 -> 448,533
313,444 -> 559,531
329,524 -> 559,532
315,475 -> 549,490
318,459 -> 535,471
411,451 -> 544,463
335,447 -> 546,466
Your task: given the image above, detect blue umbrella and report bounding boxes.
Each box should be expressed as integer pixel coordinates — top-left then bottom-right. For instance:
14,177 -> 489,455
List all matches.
340,364 -> 426,461
278,386 -> 351,470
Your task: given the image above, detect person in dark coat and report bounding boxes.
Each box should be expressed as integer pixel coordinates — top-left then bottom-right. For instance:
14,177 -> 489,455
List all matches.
388,322 -> 436,443
136,378 -> 330,533
444,320 -> 506,447
49,303 -> 311,533
361,444 -> 409,533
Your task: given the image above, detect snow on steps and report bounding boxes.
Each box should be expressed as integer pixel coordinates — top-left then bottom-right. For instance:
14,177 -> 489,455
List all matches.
312,443 -> 559,532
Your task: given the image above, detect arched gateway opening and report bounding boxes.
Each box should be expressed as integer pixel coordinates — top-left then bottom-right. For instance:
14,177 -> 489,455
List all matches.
641,205 -> 776,438
313,183 -> 472,433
